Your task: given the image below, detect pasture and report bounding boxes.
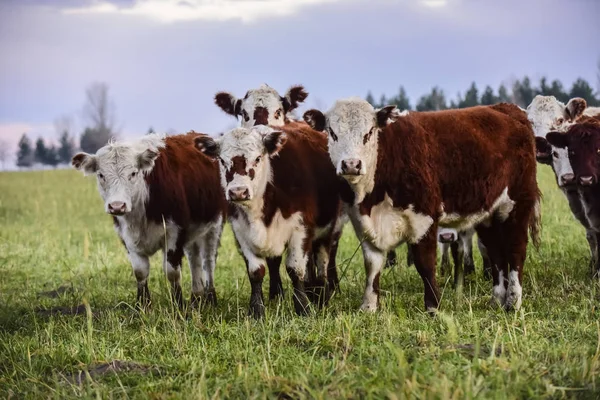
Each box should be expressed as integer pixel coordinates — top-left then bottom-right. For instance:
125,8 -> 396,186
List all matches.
0,166 -> 599,399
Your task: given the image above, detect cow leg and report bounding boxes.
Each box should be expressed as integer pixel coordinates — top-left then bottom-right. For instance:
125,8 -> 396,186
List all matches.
200,222 -> 222,307
411,232 -> 440,313
244,253 -> 267,319
326,230 -> 341,293
462,230 -> 475,276
451,241 -> 464,289
440,242 -> 451,276
385,250 -> 398,268
477,223 -> 508,307
286,228 -> 311,316
406,245 -> 415,267
587,230 -> 599,277
267,256 -> 284,300
477,238 -> 493,280
594,232 -> 600,279
359,241 -> 385,312
312,239 -> 333,307
164,245 -> 184,310
503,216 -> 530,311
185,242 -> 205,309
128,252 -> 151,309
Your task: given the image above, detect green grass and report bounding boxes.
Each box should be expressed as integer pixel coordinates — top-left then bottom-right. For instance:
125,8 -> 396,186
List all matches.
0,166 -> 599,399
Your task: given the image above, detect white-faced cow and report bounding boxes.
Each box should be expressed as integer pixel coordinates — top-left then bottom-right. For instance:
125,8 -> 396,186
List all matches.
541,115 -> 600,278
72,133 -> 227,309
194,123 -> 342,318
530,96 -> 600,275
304,99 -> 540,312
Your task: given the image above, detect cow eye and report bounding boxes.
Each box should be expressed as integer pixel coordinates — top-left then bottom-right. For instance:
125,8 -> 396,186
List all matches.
218,157 -> 226,167
597,148 -> 600,155
255,156 -> 262,164
328,128 -> 338,142
569,150 -> 575,156
242,110 -> 249,122
274,109 -> 282,119
557,117 -> 564,125
552,151 -> 559,158
130,171 -> 137,179
97,172 -> 104,179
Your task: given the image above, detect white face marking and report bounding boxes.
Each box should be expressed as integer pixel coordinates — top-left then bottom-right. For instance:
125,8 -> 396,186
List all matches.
550,147 -> 574,188
216,126 -> 274,206
352,194 -> 434,251
505,270 -> 522,310
323,98 -> 382,203
239,84 -> 286,127
439,187 -> 515,231
79,134 -> 164,215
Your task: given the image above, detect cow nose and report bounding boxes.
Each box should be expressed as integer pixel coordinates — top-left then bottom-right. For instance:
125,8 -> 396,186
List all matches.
341,159 -> 362,175
438,232 -> 456,243
108,201 -> 126,215
561,173 -> 575,185
228,186 -> 250,201
579,176 -> 595,186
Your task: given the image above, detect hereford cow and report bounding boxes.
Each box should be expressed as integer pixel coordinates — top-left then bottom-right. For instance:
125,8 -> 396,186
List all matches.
304,99 -> 540,312
540,116 -> 600,277
194,123 -> 341,317
530,96 -> 600,275
72,133 -> 227,309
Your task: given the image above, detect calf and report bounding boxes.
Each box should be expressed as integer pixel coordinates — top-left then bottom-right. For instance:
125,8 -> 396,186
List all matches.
544,117 -> 600,278
194,123 -> 341,317
437,228 -> 492,287
304,99 -> 540,312
72,133 -> 227,309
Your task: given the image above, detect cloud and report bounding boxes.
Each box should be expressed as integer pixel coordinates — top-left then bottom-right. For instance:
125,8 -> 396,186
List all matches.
62,0 -> 343,23
420,0 -> 448,8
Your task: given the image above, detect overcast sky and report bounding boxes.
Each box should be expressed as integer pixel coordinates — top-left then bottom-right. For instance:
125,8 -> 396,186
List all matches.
1,0 -> 599,162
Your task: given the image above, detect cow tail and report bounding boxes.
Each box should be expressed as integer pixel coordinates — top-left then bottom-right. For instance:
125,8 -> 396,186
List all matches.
529,190 -> 542,250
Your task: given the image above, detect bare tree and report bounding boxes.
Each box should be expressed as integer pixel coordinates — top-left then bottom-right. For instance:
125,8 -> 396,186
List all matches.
54,115 -> 75,139
0,140 -> 11,170
80,82 -> 119,153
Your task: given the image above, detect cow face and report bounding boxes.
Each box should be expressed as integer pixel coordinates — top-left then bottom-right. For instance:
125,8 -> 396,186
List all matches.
546,121 -> 600,187
304,98 -> 398,191
214,84 -> 308,127
72,135 -> 163,216
527,95 -> 587,137
195,126 -> 286,205
535,136 -> 576,189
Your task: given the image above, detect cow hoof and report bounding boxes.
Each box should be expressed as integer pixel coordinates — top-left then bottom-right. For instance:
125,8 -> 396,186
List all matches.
359,302 -> 378,312
491,282 -> 507,308
503,272 -> 522,311
426,306 -> 438,316
248,304 -> 265,319
268,287 -> 285,301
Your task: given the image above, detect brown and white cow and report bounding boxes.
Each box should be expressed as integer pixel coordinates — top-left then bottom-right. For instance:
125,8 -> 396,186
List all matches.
542,116 -> 600,278
194,123 -> 342,317
530,96 -> 600,275
72,133 -> 227,309
304,99 -> 540,312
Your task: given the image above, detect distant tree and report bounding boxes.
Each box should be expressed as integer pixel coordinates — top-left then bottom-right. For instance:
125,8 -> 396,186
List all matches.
34,138 -> 48,165
45,145 -> 60,168
512,76 -> 535,108
16,134 -> 33,169
58,131 -> 75,164
480,85 -> 498,105
597,57 -> 600,97
388,86 -> 411,111
80,82 -> 118,153
497,84 -> 511,103
147,127 -> 156,135
0,140 -> 10,170
379,95 -> 387,108
570,78 -> 599,106
416,87 -> 447,111
365,91 -> 375,106
458,82 -> 479,108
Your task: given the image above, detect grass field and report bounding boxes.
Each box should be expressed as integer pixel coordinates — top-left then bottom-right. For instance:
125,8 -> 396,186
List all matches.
0,166 -> 599,399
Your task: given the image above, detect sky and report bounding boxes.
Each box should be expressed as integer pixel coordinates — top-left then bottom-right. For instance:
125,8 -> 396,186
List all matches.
0,0 -> 599,166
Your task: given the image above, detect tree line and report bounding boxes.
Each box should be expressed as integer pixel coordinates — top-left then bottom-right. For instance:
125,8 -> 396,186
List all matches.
366,76 -> 599,111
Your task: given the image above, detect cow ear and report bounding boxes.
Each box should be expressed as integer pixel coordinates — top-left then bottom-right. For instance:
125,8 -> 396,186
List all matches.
71,152 -> 97,175
137,148 -> 160,172
283,85 -> 308,113
565,98 -> 587,121
194,135 -> 221,158
263,131 -> 287,156
376,105 -> 398,128
545,131 -> 568,148
215,92 -> 242,117
535,137 -> 552,165
303,109 -> 326,132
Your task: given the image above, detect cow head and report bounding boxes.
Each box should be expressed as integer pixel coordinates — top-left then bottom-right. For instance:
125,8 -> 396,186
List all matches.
546,121 -> 600,188
304,98 -> 398,197
535,136 -> 576,189
71,135 -> 163,216
214,84 -> 308,127
194,126 -> 286,205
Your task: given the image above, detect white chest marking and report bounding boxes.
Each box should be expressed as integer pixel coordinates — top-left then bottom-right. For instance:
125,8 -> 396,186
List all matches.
350,194 -> 434,251
439,187 -> 515,231
116,215 -> 177,256
231,210 -> 304,257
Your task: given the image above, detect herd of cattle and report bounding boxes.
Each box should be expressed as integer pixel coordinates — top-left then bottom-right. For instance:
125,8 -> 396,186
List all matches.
71,84 -> 600,318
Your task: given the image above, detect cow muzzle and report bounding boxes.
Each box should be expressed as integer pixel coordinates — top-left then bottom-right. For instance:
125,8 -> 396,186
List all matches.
560,173 -> 575,187
579,175 -> 596,186
107,201 -> 127,216
228,186 -> 251,202
438,231 -> 456,243
340,158 -> 362,176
